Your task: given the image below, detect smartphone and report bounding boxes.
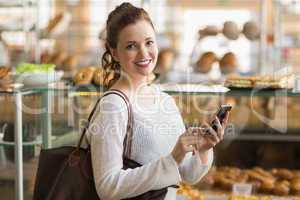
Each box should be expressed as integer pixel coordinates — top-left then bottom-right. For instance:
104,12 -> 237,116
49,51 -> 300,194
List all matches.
206,105 -> 232,134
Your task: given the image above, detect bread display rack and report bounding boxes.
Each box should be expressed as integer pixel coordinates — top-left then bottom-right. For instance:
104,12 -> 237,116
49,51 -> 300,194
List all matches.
188,0 -> 268,76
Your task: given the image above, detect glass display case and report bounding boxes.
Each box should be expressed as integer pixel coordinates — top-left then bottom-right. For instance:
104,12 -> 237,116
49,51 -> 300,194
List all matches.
2,84 -> 300,199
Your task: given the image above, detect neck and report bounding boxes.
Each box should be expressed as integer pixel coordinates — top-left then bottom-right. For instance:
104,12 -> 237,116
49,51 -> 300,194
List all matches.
115,75 -> 150,93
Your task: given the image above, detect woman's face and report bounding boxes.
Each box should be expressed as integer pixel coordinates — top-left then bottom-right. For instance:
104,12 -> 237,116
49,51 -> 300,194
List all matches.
111,20 -> 158,82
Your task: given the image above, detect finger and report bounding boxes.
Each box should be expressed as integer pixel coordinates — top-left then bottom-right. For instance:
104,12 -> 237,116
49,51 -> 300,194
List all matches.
202,122 -> 219,143
182,137 -> 201,145
183,144 -> 195,153
186,127 -> 200,136
204,136 -> 217,148
202,121 -> 217,137
181,136 -> 201,146
184,127 -> 193,136
223,111 -> 230,125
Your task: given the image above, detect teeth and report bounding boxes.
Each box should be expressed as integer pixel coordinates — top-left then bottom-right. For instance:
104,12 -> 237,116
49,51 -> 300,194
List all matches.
136,60 -> 151,65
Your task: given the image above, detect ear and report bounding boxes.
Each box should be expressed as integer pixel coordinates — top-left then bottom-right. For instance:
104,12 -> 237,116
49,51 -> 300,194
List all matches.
109,47 -> 120,62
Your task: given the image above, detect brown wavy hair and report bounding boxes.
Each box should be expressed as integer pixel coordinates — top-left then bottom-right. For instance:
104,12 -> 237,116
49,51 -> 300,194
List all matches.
102,2 -> 154,88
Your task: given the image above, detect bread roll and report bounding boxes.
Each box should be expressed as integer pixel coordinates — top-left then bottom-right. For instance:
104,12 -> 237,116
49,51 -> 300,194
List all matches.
93,67 -> 114,86
291,178 -> 300,195
253,167 -> 274,179
195,51 -> 217,73
198,25 -> 219,39
62,55 -> 78,72
155,48 -> 175,74
273,180 -> 290,196
0,66 -> 11,79
243,21 -> 260,41
272,168 -> 293,180
53,51 -> 68,66
223,21 -> 239,40
73,66 -> 96,85
219,52 -> 237,74
0,66 -> 12,90
260,180 -> 275,193
246,170 -> 266,182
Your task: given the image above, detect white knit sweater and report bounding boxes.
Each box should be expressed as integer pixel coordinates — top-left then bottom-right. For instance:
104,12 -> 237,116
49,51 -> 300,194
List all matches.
86,87 -> 213,200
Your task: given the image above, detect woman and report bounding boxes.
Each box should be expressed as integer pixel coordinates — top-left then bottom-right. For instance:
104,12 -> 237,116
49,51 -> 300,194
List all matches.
86,2 -> 228,200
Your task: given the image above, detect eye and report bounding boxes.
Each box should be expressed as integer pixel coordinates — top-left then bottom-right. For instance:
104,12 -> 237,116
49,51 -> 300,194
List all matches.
126,43 -> 136,50
146,40 -> 154,46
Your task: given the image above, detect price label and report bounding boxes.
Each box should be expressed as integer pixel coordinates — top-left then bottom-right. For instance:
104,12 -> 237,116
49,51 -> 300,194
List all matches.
294,77 -> 300,92
232,183 -> 252,195
176,194 -> 187,200
272,198 -> 292,200
206,195 -> 228,200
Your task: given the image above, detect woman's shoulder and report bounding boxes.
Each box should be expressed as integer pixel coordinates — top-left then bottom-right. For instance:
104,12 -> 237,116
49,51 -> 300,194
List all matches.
99,90 -> 129,112
158,89 -> 175,103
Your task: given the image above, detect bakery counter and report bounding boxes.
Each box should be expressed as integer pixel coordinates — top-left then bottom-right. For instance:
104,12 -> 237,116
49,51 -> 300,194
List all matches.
178,171 -> 300,199
177,186 -> 300,200
1,83 -> 300,200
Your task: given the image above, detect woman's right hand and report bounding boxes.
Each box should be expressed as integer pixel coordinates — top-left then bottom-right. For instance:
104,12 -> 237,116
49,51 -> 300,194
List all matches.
171,127 -> 200,165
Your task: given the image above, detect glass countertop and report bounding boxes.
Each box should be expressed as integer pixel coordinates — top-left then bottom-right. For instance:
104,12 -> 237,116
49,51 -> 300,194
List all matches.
1,81 -> 300,97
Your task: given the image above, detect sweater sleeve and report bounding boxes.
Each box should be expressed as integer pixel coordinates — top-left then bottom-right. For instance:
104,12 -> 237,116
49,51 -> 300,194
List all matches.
169,95 -> 214,185
87,94 -> 181,200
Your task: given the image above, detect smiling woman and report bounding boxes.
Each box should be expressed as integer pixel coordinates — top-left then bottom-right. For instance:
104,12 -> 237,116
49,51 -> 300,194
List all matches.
102,3 -> 157,89
86,2 -> 229,200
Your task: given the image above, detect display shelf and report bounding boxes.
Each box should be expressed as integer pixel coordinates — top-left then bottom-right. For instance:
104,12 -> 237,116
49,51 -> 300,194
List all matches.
178,188 -> 300,200
0,1 -> 36,8
224,133 -> 300,142
0,134 -> 42,146
167,88 -> 300,97
13,82 -> 300,97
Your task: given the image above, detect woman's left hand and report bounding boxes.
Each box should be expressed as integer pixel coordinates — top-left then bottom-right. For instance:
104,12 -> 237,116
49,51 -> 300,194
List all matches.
194,112 -> 229,153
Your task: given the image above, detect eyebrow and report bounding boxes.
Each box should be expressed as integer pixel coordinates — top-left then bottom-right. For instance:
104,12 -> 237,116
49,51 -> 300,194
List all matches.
125,37 -> 153,44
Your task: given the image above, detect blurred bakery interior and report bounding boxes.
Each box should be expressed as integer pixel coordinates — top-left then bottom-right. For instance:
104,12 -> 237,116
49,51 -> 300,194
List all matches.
1,0 -> 300,199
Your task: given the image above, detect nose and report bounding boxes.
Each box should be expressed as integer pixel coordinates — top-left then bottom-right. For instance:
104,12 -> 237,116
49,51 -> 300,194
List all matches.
138,46 -> 148,58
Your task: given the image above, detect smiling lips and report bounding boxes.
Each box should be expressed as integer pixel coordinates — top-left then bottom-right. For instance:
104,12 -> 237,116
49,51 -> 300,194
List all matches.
135,59 -> 152,68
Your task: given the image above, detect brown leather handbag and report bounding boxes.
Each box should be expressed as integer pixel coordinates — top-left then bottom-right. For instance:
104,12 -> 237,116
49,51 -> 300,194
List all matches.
33,89 -> 177,200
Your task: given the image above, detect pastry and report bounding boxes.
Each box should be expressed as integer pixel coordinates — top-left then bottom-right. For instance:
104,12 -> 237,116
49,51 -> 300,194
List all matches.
93,67 -> 114,86
62,55 -> 78,71
195,51 -> 217,73
219,52 -> 237,74
73,66 -> 96,85
273,180 -> 290,196
243,21 -> 260,40
246,170 -> 266,182
0,66 -> 11,79
0,66 -> 12,90
260,180 -> 275,193
291,178 -> 300,195
253,167 -> 274,179
272,168 -> 293,180
223,21 -> 239,40
53,51 -> 68,66
155,48 -> 175,74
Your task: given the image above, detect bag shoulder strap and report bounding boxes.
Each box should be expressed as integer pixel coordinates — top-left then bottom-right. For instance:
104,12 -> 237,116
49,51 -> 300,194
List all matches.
77,89 -> 134,158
